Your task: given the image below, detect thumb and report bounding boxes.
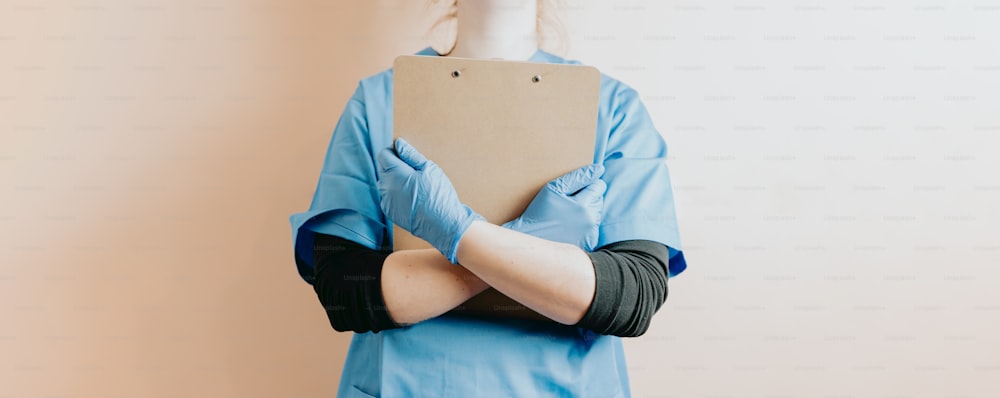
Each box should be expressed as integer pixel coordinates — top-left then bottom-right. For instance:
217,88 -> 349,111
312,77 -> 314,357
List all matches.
393,137 -> 430,170
549,164 -> 605,195
572,178 -> 607,202
376,146 -> 409,173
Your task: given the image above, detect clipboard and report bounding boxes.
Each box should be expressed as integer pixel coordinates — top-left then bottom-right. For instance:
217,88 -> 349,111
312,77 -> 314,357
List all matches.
392,55 -> 601,253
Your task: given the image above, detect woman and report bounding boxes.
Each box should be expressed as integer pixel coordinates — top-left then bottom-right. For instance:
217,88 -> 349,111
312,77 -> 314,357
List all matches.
289,1 -> 687,396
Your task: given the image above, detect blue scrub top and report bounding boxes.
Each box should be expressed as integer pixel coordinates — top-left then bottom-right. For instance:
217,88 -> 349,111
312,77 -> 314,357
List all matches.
290,47 -> 687,398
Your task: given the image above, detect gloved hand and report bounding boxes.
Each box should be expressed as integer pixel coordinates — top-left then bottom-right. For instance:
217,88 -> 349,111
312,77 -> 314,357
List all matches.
502,164 -> 606,252
376,138 -> 485,263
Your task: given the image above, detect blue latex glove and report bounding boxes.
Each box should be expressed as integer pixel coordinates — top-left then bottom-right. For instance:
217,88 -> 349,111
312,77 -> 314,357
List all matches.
376,138 -> 485,263
502,164 -> 606,252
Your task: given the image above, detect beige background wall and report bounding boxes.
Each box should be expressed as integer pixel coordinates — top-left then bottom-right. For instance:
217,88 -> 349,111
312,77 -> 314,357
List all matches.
2,1 -> 998,397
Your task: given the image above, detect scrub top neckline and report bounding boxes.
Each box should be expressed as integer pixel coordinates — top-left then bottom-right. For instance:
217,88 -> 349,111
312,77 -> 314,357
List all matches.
415,46 -> 556,63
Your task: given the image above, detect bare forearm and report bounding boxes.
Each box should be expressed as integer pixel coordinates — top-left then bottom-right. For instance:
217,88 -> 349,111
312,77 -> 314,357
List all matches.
455,220 -> 597,325
447,288 -> 550,322
381,248 -> 490,325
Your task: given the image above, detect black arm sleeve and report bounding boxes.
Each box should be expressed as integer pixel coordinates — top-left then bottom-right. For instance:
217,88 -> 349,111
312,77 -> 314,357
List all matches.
575,240 -> 671,337
312,232 -> 400,333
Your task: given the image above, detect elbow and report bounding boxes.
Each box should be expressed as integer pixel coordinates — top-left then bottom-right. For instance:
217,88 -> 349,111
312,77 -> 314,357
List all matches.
619,280 -> 668,338
622,282 -> 669,337
617,316 -> 653,338
310,237 -> 398,334
581,280 -> 668,338
314,287 -> 361,333
606,303 -> 659,338
579,309 -> 655,338
322,303 -> 354,333
314,282 -> 396,334
575,240 -> 672,337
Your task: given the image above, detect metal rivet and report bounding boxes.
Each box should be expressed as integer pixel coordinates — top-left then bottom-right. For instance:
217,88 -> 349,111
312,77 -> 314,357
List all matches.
451,70 -> 461,78
532,75 -> 542,83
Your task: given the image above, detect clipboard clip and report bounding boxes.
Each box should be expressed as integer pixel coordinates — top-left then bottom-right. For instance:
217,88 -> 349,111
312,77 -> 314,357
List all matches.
449,69 -> 542,83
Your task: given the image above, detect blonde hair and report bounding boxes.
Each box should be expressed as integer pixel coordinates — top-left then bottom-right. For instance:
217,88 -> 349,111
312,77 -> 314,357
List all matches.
426,0 -> 568,57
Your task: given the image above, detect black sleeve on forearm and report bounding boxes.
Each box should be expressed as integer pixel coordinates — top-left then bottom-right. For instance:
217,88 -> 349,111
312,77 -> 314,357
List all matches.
575,240 -> 670,337
311,232 -> 400,333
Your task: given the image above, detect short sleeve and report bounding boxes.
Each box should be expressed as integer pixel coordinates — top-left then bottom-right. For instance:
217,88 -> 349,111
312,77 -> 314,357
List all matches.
289,84 -> 388,284
598,84 -> 687,277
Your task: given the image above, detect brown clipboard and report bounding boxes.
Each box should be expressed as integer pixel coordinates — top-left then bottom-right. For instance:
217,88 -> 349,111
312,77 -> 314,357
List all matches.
392,54 -> 601,254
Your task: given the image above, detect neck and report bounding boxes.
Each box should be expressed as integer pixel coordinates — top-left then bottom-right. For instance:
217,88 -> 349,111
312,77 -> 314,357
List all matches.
448,0 -> 538,60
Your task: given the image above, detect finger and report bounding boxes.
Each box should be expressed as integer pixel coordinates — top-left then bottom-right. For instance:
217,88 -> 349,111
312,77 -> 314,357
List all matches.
393,137 -> 430,170
549,164 -> 605,195
376,146 -> 409,173
571,178 -> 607,201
